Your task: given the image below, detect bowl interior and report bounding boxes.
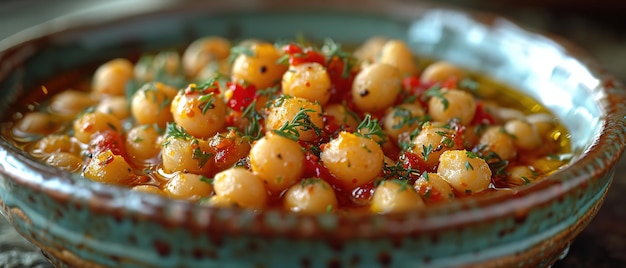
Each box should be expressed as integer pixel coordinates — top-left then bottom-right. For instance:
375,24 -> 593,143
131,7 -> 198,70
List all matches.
0,0 -> 622,218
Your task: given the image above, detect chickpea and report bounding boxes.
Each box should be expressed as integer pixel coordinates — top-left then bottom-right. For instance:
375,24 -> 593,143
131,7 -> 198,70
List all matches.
92,58 -> 134,96
353,36 -> 388,63
531,156 -> 566,175
183,37 -> 231,78
161,136 -> 215,175
96,96 -> 130,119
163,173 -> 214,201
351,63 -> 401,113
321,131 -> 384,189
410,124 -> 459,170
265,97 -> 324,142
526,113 -> 555,138
44,152 -> 83,172
323,103 -> 360,130
428,89 -> 476,125
132,185 -> 165,196
31,134 -> 81,156
382,103 -> 425,142
125,125 -> 161,164
283,178 -> 338,214
379,39 -> 418,76
73,112 -> 122,144
282,62 -> 332,106
371,180 -> 424,213
437,150 -> 491,195
249,132 -> 304,193
131,82 -> 177,129
478,126 -> 516,161
504,119 -> 541,151
231,42 -> 287,89
413,172 -> 454,203
507,165 -> 537,186
83,150 -> 134,185
420,61 -> 465,83
48,90 -> 96,119
209,129 -> 251,170
170,87 -> 227,139
14,112 -> 61,136
210,167 -> 267,209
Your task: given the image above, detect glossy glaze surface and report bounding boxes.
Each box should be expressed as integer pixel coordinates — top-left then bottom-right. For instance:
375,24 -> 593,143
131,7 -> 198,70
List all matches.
1,1 -> 625,267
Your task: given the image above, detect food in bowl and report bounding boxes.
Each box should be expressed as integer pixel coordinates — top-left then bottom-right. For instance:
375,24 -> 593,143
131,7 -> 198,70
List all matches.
1,36 -> 571,214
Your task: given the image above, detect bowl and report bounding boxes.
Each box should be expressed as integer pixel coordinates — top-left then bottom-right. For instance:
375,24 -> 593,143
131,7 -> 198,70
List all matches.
1,1 -> 625,267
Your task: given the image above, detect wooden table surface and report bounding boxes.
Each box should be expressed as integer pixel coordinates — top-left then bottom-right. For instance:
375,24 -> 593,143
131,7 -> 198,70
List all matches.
1,1 -> 625,267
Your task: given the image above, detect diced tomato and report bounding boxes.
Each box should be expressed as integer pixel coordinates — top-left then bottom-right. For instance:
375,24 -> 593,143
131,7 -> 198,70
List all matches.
227,82 -> 257,112
471,101 -> 495,125
327,56 -> 356,104
290,50 -> 326,66
441,77 -> 458,89
351,182 -> 375,203
302,151 -> 345,190
282,43 -> 303,55
401,151 -> 435,173
89,130 -> 127,160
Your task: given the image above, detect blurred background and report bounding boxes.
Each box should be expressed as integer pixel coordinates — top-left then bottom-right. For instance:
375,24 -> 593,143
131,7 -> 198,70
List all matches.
1,1 -> 625,267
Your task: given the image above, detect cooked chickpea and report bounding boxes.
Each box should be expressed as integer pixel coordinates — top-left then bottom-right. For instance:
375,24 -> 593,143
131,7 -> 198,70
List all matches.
413,172 -> 454,203
125,125 -> 161,163
353,36 -> 388,63
92,58 -> 134,96
73,112 -> 122,144
44,152 -> 83,172
420,61 -> 465,83
321,131 -> 384,189
31,134 -> 81,156
437,150 -> 491,195
211,167 -> 267,209
265,97 -> 324,142
410,124 -> 459,169
324,103 -> 360,130
428,89 -> 476,125
478,126 -> 517,161
383,103 -> 425,142
282,62 -> 332,106
132,185 -> 164,196
371,180 -> 424,213
379,39 -> 418,76
351,63 -> 401,113
249,132 -> 304,193
231,42 -> 287,89
504,119 -> 541,151
283,178 -> 338,214
163,173 -> 214,201
48,90 -> 96,119
183,36 -> 231,78
131,82 -> 177,129
14,112 -> 61,136
526,113 -> 555,138
83,150 -> 134,185
161,136 -> 215,175
507,165 -> 537,186
170,88 -> 227,139
96,96 -> 130,119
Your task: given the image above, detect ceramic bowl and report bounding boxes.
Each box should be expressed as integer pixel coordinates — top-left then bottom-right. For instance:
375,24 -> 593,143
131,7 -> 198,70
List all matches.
1,1 -> 625,267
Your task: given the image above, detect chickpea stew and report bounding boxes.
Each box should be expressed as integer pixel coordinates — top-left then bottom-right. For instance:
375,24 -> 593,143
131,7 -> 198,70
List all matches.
1,36 -> 571,214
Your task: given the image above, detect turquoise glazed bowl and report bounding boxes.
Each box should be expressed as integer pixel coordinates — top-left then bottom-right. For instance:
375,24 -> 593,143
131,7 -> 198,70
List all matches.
1,1 -> 625,267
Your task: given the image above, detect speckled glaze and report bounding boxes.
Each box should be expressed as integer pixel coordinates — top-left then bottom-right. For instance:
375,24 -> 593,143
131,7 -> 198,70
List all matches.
1,1 -> 625,267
